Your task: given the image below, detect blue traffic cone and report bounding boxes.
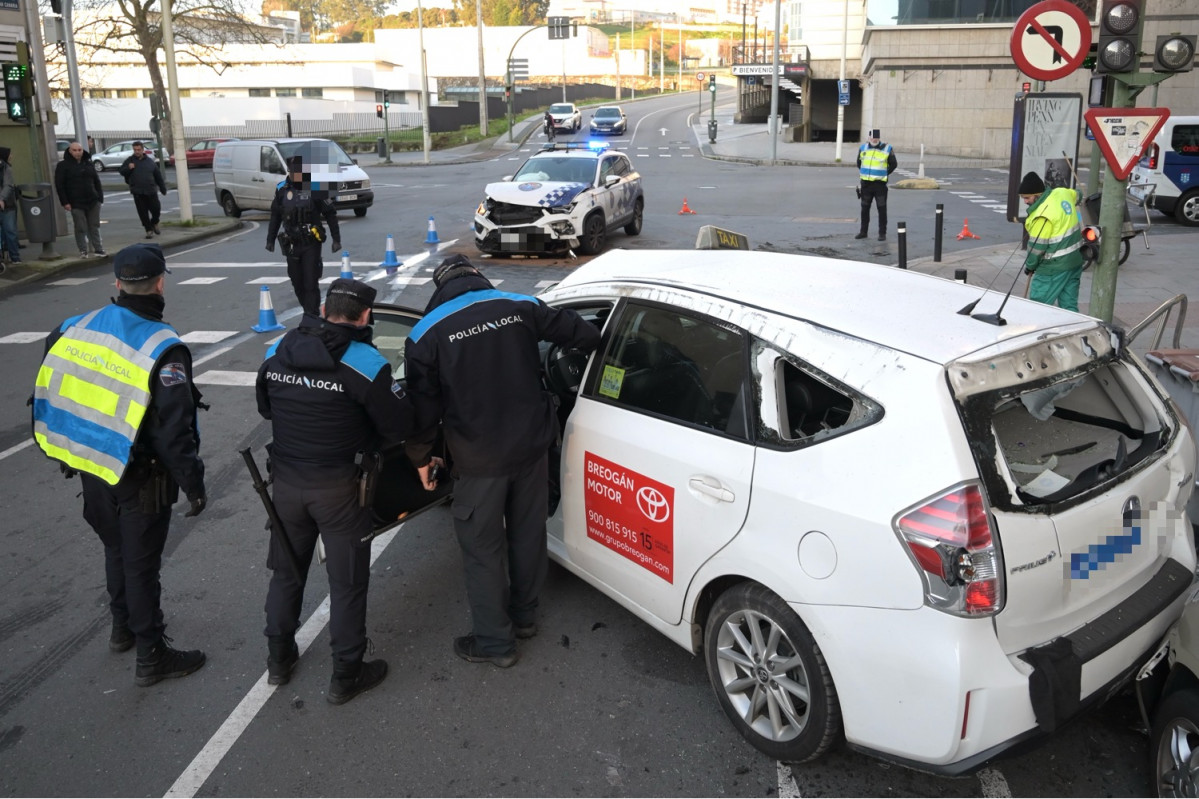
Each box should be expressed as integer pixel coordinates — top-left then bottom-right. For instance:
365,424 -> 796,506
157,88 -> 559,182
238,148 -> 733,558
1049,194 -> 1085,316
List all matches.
251,285 -> 286,333
379,234 -> 401,275
424,216 -> 440,245
340,250 -> 353,279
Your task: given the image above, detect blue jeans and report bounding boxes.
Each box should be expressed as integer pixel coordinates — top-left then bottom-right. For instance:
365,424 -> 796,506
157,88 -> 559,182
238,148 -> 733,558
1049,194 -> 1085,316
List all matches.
0,206 -> 18,261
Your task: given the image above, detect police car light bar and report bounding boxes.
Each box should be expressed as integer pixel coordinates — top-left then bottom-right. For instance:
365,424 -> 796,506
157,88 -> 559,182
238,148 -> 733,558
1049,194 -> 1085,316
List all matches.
538,141 -> 611,152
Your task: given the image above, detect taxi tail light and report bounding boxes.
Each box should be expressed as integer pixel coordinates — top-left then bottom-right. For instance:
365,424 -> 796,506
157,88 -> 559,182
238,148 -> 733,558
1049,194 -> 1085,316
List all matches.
894,484 -> 1004,617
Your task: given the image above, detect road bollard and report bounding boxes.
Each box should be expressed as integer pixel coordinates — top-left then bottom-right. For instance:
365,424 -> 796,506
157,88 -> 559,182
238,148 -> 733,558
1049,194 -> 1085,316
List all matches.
955,269 -> 967,284
898,222 -> 907,269
934,203 -> 943,263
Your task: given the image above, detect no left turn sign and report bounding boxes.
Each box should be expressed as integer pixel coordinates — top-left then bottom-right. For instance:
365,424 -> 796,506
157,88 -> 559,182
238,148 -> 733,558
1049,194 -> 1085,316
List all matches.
1010,0 -> 1092,82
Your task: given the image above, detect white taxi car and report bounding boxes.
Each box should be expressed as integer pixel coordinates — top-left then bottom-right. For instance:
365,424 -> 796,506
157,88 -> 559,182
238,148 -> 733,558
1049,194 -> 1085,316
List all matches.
370,249 -> 1197,773
474,142 -> 643,256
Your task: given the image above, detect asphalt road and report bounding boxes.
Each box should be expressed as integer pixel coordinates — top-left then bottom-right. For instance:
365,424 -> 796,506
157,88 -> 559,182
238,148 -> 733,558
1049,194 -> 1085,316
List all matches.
1,94 -> 1192,797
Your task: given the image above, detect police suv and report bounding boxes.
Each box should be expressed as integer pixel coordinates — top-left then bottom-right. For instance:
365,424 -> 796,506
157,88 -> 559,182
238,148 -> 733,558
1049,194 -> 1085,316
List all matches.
473,142 -> 644,257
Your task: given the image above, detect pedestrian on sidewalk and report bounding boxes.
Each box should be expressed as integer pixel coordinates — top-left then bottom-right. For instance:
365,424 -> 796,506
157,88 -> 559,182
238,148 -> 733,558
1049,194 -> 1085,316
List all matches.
265,155 -> 340,317
55,140 -> 106,258
1018,171 -> 1084,312
31,242 -> 208,686
118,142 -> 167,239
0,146 -> 21,264
855,129 -> 898,241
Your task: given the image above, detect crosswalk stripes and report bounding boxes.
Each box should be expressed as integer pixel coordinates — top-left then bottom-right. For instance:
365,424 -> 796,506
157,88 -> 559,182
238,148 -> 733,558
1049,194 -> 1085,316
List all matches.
179,277 -> 226,285
949,190 -> 1008,214
48,278 -> 98,286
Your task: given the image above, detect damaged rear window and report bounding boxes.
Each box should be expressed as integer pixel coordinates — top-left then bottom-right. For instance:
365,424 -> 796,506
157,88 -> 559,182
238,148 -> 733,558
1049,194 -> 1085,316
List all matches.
960,358 -> 1168,511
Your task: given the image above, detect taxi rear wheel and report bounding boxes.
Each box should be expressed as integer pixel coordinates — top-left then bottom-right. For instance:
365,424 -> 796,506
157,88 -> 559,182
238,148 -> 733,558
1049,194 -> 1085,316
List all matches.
704,583 -> 841,762
1151,689 -> 1199,797
577,212 -> 606,255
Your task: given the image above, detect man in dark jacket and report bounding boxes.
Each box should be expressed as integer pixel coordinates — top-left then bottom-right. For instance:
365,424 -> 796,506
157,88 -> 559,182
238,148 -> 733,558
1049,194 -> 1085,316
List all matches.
266,156 -> 341,317
0,146 -> 19,264
256,278 -> 413,704
55,140 -> 106,257
404,255 -> 601,668
118,142 -> 167,239
32,242 -> 208,686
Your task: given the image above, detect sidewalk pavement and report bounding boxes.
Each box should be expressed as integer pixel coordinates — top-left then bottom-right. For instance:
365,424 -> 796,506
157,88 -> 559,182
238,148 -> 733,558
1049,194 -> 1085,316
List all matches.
4,114 -> 1193,352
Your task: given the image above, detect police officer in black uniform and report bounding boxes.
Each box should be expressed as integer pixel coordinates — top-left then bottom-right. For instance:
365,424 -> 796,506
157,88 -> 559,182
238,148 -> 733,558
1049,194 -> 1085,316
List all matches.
32,243 -> 207,686
404,255 -> 600,668
256,278 -> 414,704
266,155 -> 341,317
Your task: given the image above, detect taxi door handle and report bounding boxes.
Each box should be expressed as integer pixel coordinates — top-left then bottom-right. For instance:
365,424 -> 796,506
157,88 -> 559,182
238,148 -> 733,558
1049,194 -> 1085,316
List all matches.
689,476 -> 734,503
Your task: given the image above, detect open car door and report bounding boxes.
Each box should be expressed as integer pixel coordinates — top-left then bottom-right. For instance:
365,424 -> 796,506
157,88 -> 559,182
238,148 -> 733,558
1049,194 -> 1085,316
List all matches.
367,303 -> 453,535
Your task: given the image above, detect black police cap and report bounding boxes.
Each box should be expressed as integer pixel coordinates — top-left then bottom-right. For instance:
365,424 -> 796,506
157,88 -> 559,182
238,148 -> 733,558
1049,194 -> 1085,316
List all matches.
432,254 -> 482,288
114,243 -> 171,282
326,278 -> 377,307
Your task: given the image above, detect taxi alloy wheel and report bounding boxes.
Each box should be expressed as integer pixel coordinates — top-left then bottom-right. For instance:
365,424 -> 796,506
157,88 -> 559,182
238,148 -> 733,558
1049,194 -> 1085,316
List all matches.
577,212 -> 606,255
1177,190 -> 1199,227
1151,690 -> 1199,797
704,583 -> 841,762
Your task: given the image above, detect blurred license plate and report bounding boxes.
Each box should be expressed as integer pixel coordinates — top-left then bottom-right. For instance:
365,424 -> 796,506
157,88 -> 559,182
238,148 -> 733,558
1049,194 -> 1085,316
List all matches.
340,194 -> 358,202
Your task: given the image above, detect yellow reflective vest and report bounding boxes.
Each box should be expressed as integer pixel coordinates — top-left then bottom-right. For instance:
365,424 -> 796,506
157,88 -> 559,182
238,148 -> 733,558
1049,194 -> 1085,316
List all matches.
32,305 -> 182,485
1023,187 -> 1084,274
858,143 -> 893,181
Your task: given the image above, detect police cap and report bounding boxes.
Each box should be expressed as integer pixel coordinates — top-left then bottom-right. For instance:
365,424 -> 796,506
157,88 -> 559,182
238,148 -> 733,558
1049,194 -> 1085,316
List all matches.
326,277 -> 377,307
114,242 -> 171,282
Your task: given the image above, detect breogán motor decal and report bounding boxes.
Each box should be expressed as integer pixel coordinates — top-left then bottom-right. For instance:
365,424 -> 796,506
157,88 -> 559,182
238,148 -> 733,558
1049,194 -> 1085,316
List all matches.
583,452 -> 674,583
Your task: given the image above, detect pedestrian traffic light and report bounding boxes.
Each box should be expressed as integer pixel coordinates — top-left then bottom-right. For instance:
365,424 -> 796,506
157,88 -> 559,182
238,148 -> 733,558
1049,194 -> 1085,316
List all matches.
1095,0 -> 1144,74
375,104 -> 383,119
1152,33 -> 1196,73
4,64 -> 30,124
382,90 -> 390,109
1080,225 -> 1102,261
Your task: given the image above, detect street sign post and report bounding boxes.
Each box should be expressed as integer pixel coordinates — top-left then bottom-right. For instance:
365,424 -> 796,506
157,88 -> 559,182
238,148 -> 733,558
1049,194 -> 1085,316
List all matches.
696,72 -> 705,83
1010,0 -> 1093,81
838,79 -> 850,106
1084,106 -> 1170,180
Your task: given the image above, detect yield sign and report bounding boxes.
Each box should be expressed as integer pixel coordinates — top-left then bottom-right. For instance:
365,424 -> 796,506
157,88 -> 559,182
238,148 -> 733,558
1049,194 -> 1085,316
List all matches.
1010,0 -> 1092,82
1084,107 -> 1171,181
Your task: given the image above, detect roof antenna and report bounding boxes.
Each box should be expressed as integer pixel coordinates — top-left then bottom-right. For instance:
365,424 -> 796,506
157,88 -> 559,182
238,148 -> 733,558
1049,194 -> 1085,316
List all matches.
958,219 -> 1047,325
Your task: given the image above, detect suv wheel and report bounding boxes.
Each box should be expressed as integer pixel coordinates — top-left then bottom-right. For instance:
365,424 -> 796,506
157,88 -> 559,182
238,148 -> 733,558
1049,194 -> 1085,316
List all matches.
1151,689 -> 1199,796
93,160 -> 105,173
704,583 -> 841,762
577,212 -> 607,255
624,198 -> 643,236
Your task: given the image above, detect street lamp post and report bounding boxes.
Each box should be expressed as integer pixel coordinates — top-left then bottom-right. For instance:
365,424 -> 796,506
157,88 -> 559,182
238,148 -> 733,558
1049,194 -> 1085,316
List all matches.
477,0 -> 487,137
417,0 -> 431,164
835,0 -> 849,162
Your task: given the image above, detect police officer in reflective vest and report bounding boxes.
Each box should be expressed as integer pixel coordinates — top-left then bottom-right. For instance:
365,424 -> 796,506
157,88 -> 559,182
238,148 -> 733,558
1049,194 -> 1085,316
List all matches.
266,155 -> 341,317
1018,171 -> 1085,312
31,243 -> 208,686
256,278 -> 414,704
856,128 -> 898,241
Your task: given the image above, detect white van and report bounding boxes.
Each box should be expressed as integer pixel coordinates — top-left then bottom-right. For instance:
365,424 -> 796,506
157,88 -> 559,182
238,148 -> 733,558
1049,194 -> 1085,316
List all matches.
212,138 -> 373,218
1128,115 -> 1199,227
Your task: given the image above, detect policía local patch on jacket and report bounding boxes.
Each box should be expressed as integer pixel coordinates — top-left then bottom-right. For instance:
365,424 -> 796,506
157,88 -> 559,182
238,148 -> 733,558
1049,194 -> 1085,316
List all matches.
159,363 -> 188,386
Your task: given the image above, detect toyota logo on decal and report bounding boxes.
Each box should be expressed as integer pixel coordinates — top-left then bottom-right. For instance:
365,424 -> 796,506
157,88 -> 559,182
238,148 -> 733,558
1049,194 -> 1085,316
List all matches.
637,486 -> 670,523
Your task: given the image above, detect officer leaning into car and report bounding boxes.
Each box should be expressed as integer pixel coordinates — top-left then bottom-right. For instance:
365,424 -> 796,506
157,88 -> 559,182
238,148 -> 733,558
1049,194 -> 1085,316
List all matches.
404,255 -> 601,669
256,278 -> 415,704
266,155 -> 341,317
30,242 -> 208,687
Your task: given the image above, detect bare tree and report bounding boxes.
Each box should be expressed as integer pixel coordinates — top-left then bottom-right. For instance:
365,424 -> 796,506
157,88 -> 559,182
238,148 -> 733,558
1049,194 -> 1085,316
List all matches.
71,0 -> 282,147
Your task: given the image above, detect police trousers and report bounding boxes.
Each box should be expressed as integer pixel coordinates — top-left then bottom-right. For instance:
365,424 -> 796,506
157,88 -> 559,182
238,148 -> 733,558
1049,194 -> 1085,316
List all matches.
81,474 -> 171,649
286,243 -> 323,317
263,476 -> 372,664
450,452 -> 549,656
859,180 -> 888,235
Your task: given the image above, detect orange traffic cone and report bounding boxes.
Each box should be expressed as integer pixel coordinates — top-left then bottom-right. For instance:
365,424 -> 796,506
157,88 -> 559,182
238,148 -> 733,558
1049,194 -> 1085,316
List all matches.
678,198 -> 697,215
956,218 -> 980,240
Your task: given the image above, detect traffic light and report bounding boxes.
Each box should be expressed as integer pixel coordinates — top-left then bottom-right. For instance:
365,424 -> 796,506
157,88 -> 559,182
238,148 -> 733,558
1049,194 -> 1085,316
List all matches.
382,90 -> 390,109
1152,34 -> 1196,73
1095,0 -> 1144,74
4,65 -> 29,124
149,92 -> 163,119
1080,225 -> 1102,261
375,104 -> 383,119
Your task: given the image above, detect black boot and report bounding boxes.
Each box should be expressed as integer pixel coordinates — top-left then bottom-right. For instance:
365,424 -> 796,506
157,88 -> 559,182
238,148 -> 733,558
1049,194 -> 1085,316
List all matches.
328,658 -> 387,705
267,636 -> 299,686
854,229 -> 868,239
135,638 -> 206,687
109,620 -> 134,654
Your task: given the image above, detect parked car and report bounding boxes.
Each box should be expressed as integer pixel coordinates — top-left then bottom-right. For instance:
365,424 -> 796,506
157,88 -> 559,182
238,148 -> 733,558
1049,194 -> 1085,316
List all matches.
589,106 -> 627,136
182,137 -> 239,168
91,140 -> 157,172
212,138 -> 373,218
473,141 -> 643,256
370,248 -> 1197,772
56,139 -> 72,159
547,102 -> 582,132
